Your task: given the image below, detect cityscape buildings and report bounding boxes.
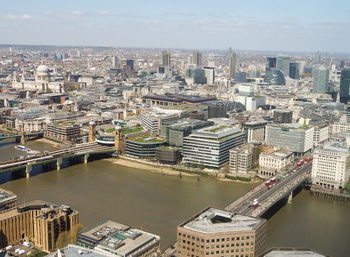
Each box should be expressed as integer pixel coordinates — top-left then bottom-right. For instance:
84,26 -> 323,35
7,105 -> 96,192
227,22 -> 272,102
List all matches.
313,65 -> 329,94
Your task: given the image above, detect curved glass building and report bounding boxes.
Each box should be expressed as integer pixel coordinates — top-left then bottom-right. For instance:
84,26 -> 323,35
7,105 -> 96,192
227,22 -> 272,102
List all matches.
264,68 -> 285,85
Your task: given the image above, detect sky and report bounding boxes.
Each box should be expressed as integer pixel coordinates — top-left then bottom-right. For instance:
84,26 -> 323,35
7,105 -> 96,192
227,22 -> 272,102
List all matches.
0,0 -> 349,52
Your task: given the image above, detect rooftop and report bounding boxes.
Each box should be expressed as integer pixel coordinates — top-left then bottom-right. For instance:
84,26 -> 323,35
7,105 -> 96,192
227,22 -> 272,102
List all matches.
181,207 -> 263,233
128,133 -> 165,144
269,123 -> 312,130
263,248 -> 327,257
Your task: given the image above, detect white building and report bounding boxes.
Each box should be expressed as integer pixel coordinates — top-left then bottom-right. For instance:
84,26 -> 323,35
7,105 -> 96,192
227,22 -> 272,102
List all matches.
265,123 -> 314,155
312,144 -> 350,189
229,144 -> 253,175
12,65 -> 66,93
313,123 -> 329,145
331,115 -> 350,134
183,125 -> 245,168
15,118 -> 45,133
243,121 -> 267,143
259,149 -> 294,177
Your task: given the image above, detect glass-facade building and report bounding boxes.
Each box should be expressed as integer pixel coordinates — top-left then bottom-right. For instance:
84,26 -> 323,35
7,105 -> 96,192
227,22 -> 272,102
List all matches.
340,68 -> 350,104
266,57 -> 277,68
313,65 -> 329,94
264,68 -> 285,85
289,62 -> 300,79
276,56 -> 291,78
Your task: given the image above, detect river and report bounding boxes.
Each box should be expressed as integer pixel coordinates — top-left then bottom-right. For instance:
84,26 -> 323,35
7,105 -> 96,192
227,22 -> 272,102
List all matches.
0,139 -> 349,256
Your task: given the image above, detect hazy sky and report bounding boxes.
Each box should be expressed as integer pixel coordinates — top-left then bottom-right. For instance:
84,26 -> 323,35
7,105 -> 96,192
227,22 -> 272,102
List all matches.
0,0 -> 349,52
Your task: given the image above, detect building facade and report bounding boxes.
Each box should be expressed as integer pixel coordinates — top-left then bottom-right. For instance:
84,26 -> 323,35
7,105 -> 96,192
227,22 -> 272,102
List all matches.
259,150 -> 293,177
243,121 -> 267,143
45,122 -> 81,142
177,207 -> 267,257
273,110 -> 293,123
229,144 -> 253,175
312,65 -> 329,94
265,124 -> 314,155
183,126 -> 245,168
312,144 -> 350,189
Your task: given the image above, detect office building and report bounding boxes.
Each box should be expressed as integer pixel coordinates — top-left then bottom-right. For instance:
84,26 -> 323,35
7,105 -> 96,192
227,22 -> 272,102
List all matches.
265,124 -> 314,155
313,122 -> 329,144
204,67 -> 215,85
264,68 -> 285,85
183,125 -> 245,168
77,220 -> 160,257
0,200 -> 79,252
312,144 -> 350,189
314,51 -> 321,64
234,72 -> 247,83
313,65 -> 329,94
340,68 -> 350,104
259,149 -> 293,177
273,109 -> 293,123
125,60 -> 135,78
266,57 -> 277,69
112,56 -> 119,68
276,56 -> 291,78
340,60 -> 345,69
229,48 -> 237,79
167,119 -> 214,147
45,121 -> 81,142
177,207 -> 267,257
243,121 -> 267,143
125,133 -> 165,158
162,50 -> 171,66
193,68 -> 207,84
289,62 -> 299,79
0,189 -> 17,211
155,146 -> 181,164
229,144 -> 253,175
140,111 -> 180,135
192,51 -> 202,66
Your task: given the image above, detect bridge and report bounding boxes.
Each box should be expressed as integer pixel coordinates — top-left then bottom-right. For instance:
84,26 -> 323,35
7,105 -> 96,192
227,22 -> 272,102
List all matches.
0,132 -> 44,143
0,141 -> 115,177
224,161 -> 312,217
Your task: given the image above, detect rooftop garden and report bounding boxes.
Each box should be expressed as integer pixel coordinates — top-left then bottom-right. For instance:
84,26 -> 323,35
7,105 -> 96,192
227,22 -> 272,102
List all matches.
104,126 -> 143,134
270,124 -> 311,130
159,146 -> 178,151
130,133 -> 165,143
204,125 -> 228,133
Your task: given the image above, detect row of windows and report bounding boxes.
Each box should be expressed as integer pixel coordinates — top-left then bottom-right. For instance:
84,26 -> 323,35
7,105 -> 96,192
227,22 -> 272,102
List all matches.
178,252 -> 253,257
178,233 -> 254,242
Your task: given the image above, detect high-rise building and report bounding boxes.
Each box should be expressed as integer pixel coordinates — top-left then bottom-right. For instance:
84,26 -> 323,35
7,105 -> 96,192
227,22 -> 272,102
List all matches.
204,67 -> 215,84
125,59 -> 135,78
229,48 -> 237,79
177,207 -> 267,257
242,121 -> 267,143
162,50 -> 171,66
312,144 -> 350,190
192,51 -> 202,66
340,68 -> 350,104
314,51 -> 321,64
340,60 -> 345,69
276,56 -> 291,78
266,57 -> 277,68
112,56 -> 119,68
289,62 -> 300,79
273,109 -> 293,123
313,65 -> 329,94
264,68 -> 285,85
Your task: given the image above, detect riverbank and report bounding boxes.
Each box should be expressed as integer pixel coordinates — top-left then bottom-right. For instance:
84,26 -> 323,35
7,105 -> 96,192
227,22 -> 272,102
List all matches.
108,157 -> 262,183
107,158 -> 195,177
35,138 -> 62,148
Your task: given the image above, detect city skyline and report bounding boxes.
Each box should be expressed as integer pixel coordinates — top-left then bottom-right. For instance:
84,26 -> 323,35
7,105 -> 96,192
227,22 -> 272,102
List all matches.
1,0 -> 350,53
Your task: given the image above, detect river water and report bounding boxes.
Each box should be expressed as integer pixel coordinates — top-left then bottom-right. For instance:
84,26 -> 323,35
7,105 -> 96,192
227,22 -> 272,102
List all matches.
0,139 -> 349,256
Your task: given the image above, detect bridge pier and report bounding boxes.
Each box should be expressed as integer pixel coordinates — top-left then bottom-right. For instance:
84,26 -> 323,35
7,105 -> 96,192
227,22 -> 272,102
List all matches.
25,164 -> 32,178
57,158 -> 62,171
288,191 -> 293,204
84,153 -> 89,164
20,134 -> 26,145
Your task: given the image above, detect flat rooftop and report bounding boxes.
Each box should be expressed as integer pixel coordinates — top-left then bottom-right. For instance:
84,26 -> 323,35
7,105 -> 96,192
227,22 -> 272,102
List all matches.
263,249 -> 326,257
182,207 -> 263,233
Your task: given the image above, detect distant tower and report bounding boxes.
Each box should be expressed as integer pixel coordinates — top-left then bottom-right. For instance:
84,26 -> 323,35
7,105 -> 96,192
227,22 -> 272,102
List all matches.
229,48 -> 237,80
114,124 -> 125,154
314,51 -> 321,64
192,51 -> 202,66
162,50 -> 171,66
88,121 -> 96,142
112,56 -> 119,68
313,65 -> 329,94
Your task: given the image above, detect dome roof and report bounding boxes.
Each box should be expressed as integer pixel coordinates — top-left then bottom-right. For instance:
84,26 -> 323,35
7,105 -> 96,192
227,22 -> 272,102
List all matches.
37,65 -> 49,73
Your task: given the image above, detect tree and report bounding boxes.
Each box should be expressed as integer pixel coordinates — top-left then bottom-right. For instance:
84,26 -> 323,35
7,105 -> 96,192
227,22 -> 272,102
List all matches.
222,163 -> 230,174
